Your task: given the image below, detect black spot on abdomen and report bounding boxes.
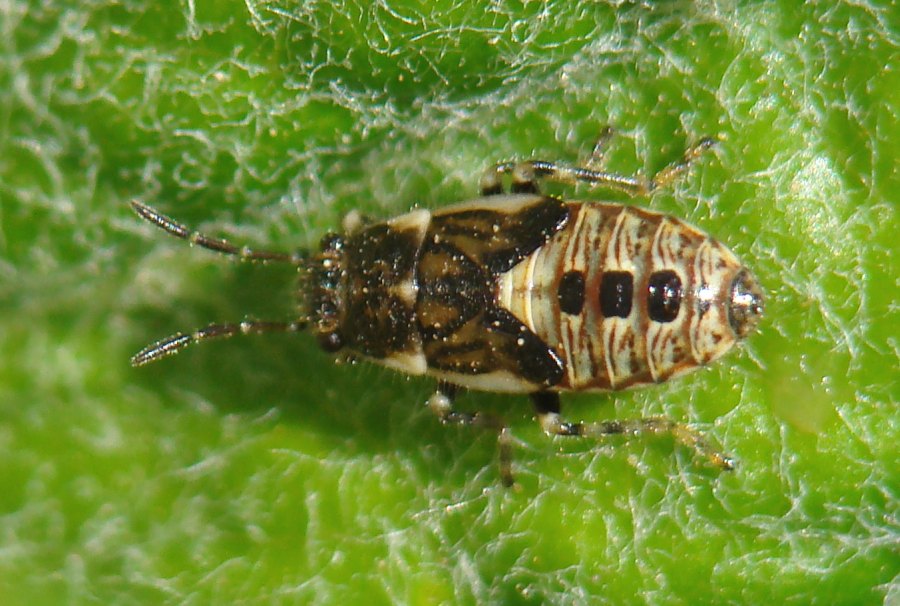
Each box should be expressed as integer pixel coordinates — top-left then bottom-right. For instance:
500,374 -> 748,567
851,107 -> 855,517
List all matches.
558,271 -> 586,315
600,271 -> 633,318
648,270 -> 683,323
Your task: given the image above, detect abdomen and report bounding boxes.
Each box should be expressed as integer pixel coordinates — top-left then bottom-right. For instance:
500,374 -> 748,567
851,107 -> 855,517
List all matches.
496,202 -> 743,391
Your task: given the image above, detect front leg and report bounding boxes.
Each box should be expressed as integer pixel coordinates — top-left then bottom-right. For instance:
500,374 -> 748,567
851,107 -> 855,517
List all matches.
427,382 -> 515,486
531,392 -> 735,470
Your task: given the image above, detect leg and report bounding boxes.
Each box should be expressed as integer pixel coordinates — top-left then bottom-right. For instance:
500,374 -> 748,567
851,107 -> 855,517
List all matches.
530,392 -> 735,470
427,382 -> 515,486
481,131 -> 717,197
131,201 -> 305,264
480,161 -> 541,196
479,126 -> 617,197
131,320 -> 307,366
585,125 -> 616,170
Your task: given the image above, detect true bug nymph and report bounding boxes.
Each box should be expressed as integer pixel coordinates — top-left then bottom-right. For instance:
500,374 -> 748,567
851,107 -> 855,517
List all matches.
131,128 -> 763,485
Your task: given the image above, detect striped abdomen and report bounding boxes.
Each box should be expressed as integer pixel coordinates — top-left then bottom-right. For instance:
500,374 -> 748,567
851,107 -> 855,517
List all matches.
496,202 -> 746,391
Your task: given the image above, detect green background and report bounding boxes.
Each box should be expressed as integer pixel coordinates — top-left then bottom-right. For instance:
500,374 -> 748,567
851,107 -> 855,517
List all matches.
1,1 -> 897,604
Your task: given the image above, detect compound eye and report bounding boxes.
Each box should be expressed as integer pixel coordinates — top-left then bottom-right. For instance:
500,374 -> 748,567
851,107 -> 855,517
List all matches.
319,232 -> 344,252
317,331 -> 344,352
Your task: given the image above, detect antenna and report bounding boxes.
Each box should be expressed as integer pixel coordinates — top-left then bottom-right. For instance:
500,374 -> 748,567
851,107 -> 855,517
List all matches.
131,321 -> 307,366
131,200 -> 306,264
130,201 -> 310,365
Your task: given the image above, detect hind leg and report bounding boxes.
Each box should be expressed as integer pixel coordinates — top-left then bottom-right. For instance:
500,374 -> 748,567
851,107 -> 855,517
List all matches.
530,392 -> 735,470
481,129 -> 716,197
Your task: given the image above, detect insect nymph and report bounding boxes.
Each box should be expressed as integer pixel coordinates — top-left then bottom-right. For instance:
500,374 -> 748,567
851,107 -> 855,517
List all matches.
131,128 -> 763,485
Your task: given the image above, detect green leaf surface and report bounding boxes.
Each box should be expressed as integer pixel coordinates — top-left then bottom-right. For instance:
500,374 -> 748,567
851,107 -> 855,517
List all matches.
1,1 -> 896,604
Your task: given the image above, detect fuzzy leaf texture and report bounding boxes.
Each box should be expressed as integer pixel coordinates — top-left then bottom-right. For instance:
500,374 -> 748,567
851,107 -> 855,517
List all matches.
0,1 -> 896,604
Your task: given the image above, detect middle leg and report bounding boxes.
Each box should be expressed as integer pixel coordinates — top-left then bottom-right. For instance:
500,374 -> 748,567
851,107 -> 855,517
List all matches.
427,382 -> 515,486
